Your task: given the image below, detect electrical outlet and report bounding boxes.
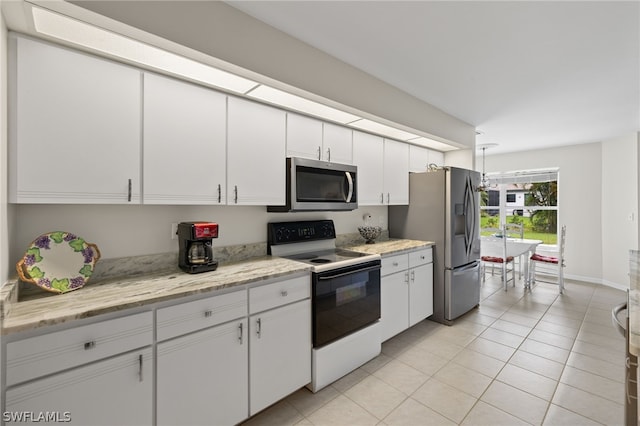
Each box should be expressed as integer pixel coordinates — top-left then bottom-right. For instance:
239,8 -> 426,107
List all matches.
171,223 -> 178,240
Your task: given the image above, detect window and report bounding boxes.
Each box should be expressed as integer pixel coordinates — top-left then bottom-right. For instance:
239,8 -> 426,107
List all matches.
480,169 -> 559,244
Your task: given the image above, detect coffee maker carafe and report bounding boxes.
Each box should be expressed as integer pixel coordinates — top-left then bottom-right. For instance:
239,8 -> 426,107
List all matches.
177,222 -> 219,273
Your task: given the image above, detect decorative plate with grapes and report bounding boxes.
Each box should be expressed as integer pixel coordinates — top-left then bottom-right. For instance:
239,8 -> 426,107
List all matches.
16,232 -> 101,294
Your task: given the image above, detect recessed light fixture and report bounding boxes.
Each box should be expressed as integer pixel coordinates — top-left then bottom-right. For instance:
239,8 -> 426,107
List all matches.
348,119 -> 420,141
408,137 -> 458,151
245,85 -> 361,124
31,6 -> 259,94
29,5 -> 458,152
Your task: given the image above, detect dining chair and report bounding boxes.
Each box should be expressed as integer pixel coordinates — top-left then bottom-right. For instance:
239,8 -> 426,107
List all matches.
481,225 -> 516,291
529,225 -> 566,293
504,223 -> 524,278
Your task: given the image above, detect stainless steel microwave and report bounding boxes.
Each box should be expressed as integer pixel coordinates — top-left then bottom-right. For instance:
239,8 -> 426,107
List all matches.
268,157 -> 357,212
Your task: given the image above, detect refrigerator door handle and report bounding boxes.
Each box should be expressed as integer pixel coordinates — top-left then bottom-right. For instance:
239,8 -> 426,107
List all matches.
463,175 -> 474,259
452,261 -> 480,275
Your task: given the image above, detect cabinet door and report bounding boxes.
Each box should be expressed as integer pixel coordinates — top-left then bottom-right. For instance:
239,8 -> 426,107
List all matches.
353,131 -> 384,205
286,113 -> 323,160
10,36 -> 141,204
249,299 -> 311,415
383,139 -> 409,205
380,271 -> 410,342
157,320 -> 248,426
143,73 -> 227,204
409,145 -> 431,173
5,348 -> 152,425
323,123 -> 353,164
228,97 -> 286,205
428,150 -> 445,167
409,263 -> 434,326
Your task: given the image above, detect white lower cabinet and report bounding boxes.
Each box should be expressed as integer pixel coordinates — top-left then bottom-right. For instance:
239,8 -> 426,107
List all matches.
6,348 -> 152,426
248,277 -> 312,416
4,311 -> 154,426
157,319 -> 248,426
249,299 -> 311,415
155,274 -> 310,422
380,247 -> 434,342
3,276 -> 311,425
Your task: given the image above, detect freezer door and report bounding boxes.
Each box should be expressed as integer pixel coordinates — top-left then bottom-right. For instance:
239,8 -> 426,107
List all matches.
446,168 -> 480,268
445,261 -> 480,321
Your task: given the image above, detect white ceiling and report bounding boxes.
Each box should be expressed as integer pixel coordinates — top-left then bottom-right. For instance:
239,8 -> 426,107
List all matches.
227,1 -> 640,155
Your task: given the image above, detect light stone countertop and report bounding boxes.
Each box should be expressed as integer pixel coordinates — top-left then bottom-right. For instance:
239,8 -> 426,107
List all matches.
1,256 -> 310,335
346,238 -> 434,256
0,238 -> 434,336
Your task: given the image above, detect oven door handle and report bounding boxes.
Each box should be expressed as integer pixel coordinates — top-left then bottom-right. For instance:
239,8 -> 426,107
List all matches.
317,265 -> 380,280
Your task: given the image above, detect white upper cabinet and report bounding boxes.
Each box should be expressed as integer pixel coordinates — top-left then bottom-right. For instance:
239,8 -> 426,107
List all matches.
429,150 -> 445,167
409,145 -> 430,173
9,35 -> 142,204
383,139 -> 409,205
227,97 -> 286,205
143,73 -> 227,204
322,122 -> 353,164
286,113 -> 323,160
353,132 -> 409,205
409,145 -> 444,172
286,114 -> 353,164
353,131 -> 384,205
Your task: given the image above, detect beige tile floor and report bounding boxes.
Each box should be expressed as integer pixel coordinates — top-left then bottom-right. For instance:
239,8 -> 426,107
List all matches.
242,275 -> 628,425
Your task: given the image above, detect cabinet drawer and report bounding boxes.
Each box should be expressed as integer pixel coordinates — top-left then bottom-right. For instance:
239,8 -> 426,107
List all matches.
381,254 -> 409,276
409,248 -> 433,268
157,290 -> 247,341
249,275 -> 310,314
6,311 -> 153,386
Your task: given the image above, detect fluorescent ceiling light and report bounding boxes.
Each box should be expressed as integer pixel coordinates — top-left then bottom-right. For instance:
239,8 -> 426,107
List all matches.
348,119 -> 419,141
408,137 -> 458,152
246,85 -> 361,124
31,6 -> 258,94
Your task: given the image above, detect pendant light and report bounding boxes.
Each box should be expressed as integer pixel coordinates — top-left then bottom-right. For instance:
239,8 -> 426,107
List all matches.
476,143 -> 498,192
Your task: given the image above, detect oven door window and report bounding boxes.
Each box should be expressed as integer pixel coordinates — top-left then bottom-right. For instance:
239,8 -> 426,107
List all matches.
313,261 -> 381,348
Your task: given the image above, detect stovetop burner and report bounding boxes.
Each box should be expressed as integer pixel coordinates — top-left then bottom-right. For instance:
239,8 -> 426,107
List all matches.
310,258 -> 331,264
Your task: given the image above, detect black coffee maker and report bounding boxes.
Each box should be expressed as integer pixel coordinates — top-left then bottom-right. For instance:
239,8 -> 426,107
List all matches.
177,222 -> 219,273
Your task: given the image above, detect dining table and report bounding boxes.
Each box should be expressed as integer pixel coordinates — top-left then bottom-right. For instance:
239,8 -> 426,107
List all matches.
480,236 -> 543,289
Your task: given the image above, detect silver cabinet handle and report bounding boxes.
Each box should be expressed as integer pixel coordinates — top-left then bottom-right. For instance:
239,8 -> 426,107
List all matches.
217,184 -> 221,203
404,272 -> 409,283
127,179 -> 132,202
238,322 -> 244,344
84,341 -> 96,350
204,310 -> 212,318
411,270 -> 415,282
387,193 -> 390,204
234,185 -> 238,204
381,193 -> 384,204
327,147 -> 331,162
281,290 -> 288,297
256,318 -> 262,338
420,255 -> 425,260
317,146 -> 321,160
138,354 -> 143,382
392,261 -> 399,266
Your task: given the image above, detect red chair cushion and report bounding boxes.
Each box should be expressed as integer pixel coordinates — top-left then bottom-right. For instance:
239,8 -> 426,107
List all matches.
530,253 -> 559,264
481,255 -> 514,263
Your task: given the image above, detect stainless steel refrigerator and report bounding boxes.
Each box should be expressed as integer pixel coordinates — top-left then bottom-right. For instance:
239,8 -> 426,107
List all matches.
389,167 -> 481,324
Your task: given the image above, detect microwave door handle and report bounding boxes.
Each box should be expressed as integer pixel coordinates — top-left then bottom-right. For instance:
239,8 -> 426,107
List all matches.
345,172 -> 354,202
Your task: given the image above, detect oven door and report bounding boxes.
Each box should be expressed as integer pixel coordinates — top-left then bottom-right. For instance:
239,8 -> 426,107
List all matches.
312,259 -> 381,348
